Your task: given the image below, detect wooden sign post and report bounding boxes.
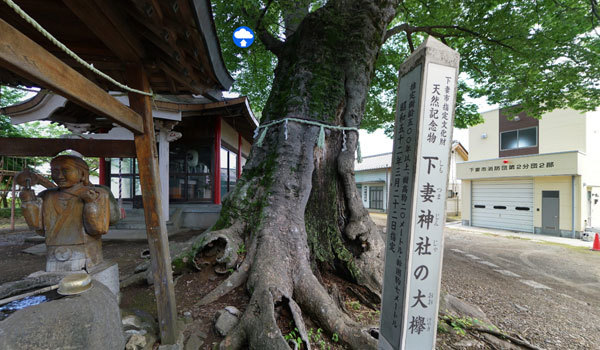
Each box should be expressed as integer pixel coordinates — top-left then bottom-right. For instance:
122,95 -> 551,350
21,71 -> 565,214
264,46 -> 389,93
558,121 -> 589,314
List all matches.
378,37 -> 460,350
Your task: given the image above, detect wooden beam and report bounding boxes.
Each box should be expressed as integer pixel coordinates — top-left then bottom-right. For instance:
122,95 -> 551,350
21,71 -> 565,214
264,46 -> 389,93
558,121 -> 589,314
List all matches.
157,59 -> 203,95
61,0 -> 145,62
127,65 -> 178,344
0,18 -> 144,134
0,138 -> 136,158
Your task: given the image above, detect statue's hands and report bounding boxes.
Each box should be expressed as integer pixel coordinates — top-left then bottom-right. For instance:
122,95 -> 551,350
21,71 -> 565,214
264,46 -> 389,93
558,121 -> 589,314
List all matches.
19,189 -> 37,202
80,187 -> 100,203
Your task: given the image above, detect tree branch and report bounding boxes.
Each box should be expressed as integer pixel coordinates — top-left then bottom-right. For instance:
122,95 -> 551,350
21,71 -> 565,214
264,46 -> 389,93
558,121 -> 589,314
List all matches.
384,23 -> 518,53
406,32 -> 415,52
242,0 -> 284,55
383,23 -> 409,42
592,0 -> 600,25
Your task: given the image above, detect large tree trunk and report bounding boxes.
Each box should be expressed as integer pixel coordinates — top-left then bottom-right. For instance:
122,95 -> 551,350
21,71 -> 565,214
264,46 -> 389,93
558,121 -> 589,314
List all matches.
180,1 -> 400,349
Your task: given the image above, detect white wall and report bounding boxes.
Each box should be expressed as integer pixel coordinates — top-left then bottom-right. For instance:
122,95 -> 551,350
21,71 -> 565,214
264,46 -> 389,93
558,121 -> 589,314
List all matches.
468,109 -> 499,161
539,108 -> 587,154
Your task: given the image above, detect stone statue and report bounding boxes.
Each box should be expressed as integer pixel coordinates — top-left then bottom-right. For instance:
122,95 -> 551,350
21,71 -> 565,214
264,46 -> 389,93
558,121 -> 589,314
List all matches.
18,155 -> 119,272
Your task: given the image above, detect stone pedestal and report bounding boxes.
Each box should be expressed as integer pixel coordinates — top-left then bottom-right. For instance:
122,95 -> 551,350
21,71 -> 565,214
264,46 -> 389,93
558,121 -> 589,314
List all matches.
0,282 -> 125,350
27,260 -> 120,298
88,261 -> 120,297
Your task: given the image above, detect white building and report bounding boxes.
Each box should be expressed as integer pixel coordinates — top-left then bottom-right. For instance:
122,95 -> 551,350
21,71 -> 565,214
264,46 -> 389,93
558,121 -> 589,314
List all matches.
355,141 -> 468,214
457,107 -> 600,237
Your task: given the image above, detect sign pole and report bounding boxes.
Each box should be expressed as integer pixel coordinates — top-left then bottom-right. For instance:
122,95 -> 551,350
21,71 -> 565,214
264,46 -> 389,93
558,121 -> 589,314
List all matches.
378,37 -> 460,350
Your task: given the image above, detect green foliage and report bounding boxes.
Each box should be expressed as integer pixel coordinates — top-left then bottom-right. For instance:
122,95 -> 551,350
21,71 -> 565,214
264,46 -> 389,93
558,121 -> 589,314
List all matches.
0,87 -> 78,182
347,300 -> 361,310
236,243 -> 247,254
0,208 -> 22,218
331,332 -> 338,343
212,1 -> 600,132
283,327 -> 303,348
0,86 -> 27,138
441,314 -> 499,336
307,328 -> 331,350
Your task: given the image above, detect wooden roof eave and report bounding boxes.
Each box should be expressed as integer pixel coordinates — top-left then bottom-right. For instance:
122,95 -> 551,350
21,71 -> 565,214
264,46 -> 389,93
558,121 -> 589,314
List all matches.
453,142 -> 469,161
190,0 -> 233,91
0,18 -> 144,134
0,0 -> 233,99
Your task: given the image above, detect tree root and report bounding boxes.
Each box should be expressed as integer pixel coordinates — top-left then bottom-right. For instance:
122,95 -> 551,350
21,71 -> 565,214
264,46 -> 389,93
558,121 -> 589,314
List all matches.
439,312 -> 543,350
288,296 -> 312,350
295,265 -> 378,349
346,285 -> 378,310
221,289 -> 292,350
470,327 -> 543,350
336,131 -> 385,297
191,223 -> 245,271
195,236 -> 256,306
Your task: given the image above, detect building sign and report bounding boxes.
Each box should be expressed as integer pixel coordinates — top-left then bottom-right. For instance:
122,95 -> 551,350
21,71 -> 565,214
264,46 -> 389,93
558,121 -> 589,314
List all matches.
456,151 -> 582,180
469,161 -> 555,173
379,38 -> 459,350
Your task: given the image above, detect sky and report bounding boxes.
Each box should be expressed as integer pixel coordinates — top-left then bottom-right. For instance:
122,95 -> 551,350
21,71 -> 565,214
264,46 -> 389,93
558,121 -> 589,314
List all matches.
359,96 -> 497,157
358,125 -> 469,157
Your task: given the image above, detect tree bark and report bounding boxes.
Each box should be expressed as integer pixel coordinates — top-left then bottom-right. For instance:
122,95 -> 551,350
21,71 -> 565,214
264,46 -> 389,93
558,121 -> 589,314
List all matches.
180,1 -> 401,349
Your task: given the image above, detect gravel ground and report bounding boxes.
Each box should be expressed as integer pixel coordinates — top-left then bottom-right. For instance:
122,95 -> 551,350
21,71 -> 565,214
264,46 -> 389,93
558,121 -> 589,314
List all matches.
3,221 -> 600,349
441,228 -> 600,349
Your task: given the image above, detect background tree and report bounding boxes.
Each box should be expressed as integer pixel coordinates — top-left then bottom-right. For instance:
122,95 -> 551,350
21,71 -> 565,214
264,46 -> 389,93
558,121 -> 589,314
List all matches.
0,86 -> 73,208
0,86 -> 27,208
180,1 -> 600,349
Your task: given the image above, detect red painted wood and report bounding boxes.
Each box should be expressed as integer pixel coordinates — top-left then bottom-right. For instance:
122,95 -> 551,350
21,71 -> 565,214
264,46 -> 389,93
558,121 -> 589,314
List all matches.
237,133 -> 242,179
98,158 -> 106,185
214,116 -> 222,204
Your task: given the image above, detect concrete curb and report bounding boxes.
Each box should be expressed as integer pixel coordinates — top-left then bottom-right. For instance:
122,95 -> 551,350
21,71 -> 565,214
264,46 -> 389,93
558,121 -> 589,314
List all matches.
445,222 -> 594,248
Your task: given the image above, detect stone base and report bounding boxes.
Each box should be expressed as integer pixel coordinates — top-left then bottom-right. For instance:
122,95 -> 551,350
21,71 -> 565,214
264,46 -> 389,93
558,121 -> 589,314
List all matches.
0,281 -> 125,350
89,261 -> 120,297
27,260 -> 120,298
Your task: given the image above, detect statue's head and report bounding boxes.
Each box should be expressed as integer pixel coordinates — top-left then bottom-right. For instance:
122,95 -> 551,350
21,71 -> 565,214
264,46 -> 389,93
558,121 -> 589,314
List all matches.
50,155 -> 91,188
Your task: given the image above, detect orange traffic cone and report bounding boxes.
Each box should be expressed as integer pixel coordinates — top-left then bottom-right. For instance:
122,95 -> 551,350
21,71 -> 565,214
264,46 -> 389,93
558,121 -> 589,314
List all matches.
593,233 -> 600,252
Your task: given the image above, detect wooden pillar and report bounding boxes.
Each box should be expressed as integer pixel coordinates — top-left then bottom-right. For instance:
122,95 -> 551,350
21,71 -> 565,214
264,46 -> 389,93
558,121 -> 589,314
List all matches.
126,66 -> 178,344
237,133 -> 242,179
98,158 -> 107,186
214,116 -> 222,204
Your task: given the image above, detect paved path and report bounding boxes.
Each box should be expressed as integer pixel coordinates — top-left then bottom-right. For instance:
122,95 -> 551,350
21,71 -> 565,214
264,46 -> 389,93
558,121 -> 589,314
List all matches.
442,227 -> 600,349
446,221 -> 594,248
443,223 -> 600,301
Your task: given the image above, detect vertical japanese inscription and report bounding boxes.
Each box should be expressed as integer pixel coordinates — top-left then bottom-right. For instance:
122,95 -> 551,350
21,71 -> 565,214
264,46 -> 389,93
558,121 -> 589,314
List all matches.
379,64 -> 422,348
379,38 -> 459,350
404,62 -> 457,350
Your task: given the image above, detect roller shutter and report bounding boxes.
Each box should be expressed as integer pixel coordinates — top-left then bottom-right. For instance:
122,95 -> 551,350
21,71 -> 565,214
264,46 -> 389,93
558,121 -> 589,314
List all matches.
472,179 -> 534,232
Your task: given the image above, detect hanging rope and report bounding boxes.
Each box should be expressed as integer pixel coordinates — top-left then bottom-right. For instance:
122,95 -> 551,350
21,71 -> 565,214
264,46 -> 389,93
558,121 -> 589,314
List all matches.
253,117 -> 363,162
2,0 -> 153,97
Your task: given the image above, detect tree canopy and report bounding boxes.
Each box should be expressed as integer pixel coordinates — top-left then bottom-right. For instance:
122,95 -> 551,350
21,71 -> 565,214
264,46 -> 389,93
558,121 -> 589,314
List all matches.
213,0 -> 600,134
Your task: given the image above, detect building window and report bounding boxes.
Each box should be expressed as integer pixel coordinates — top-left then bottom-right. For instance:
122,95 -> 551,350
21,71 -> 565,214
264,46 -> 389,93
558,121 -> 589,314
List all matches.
500,127 -> 537,150
357,185 -> 362,200
169,145 -> 212,202
369,186 -> 384,210
220,146 -> 237,196
109,158 -> 140,200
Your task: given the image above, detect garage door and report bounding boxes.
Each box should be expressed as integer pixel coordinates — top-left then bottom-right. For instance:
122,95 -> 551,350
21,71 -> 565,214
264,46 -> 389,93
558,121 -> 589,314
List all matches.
472,179 -> 534,232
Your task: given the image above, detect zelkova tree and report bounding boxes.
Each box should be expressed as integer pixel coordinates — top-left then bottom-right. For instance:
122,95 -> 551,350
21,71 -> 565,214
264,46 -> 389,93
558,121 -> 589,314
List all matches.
178,1 -> 600,349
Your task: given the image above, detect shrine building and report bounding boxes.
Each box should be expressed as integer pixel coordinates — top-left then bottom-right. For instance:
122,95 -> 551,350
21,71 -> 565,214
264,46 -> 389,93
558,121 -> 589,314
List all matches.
3,92 -> 257,231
